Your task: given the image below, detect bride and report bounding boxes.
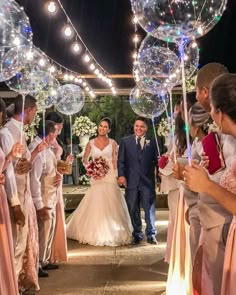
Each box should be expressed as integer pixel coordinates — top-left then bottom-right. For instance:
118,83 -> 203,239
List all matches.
66,117 -> 133,246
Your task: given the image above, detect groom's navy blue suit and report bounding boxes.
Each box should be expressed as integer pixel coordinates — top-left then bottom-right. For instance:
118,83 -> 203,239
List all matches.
118,135 -> 158,240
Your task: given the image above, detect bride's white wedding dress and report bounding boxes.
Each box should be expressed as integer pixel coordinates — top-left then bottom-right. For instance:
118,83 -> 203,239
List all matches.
66,139 -> 133,246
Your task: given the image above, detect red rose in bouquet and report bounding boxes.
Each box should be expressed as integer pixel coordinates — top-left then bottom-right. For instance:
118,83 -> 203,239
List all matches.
86,156 -> 110,180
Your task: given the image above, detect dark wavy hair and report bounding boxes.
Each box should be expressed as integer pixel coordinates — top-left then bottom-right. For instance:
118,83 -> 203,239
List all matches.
0,98 -> 7,126
99,117 -> 112,129
175,112 -> 186,156
45,111 -> 64,124
175,92 -> 197,156
210,73 -> 236,123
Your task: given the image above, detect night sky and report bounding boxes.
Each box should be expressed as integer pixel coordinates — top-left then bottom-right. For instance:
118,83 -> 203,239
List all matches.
14,0 -> 236,89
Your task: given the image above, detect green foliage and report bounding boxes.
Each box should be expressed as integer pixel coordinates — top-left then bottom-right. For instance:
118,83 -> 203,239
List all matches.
78,95 -> 138,142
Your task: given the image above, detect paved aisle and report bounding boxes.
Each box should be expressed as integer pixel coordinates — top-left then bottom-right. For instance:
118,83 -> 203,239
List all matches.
39,210 -> 169,295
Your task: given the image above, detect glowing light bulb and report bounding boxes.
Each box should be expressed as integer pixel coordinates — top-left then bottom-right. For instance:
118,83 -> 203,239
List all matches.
82,82 -> 86,87
191,41 -> 197,48
85,87 -> 90,91
84,54 -> 90,63
39,58 -> 46,67
68,74 -> 74,81
133,52 -> 138,59
26,51 -> 33,60
94,69 -> 99,75
49,65 -> 56,73
63,25 -> 73,38
133,16 -> 138,24
72,42 -> 80,53
184,55 -> 189,61
64,73 -> 69,80
78,78 -> 83,84
90,63 -> 95,71
133,35 -> 139,43
13,36 -> 21,46
47,2 -> 58,14
74,77 -> 79,83
197,26 -> 203,35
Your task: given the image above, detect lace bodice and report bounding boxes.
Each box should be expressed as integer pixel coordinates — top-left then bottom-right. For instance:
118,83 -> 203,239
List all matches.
83,138 -> 117,169
90,139 -> 113,161
220,160 -> 236,194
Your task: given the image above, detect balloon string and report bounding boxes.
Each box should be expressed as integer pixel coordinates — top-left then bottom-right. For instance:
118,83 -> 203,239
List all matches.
69,115 -> 73,155
168,88 -> 176,163
180,43 -> 192,165
20,94 -> 25,146
151,117 -> 160,158
42,110 -> 46,167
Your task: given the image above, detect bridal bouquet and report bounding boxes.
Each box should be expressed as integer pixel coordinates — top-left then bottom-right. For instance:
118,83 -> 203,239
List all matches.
86,156 -> 110,180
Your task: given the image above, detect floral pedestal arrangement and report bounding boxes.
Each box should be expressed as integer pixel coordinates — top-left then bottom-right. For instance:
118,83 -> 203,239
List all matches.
157,118 -> 172,148
72,116 -> 97,158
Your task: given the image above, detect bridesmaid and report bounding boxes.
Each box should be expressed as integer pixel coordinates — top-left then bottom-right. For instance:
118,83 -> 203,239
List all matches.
0,98 -> 24,295
184,73 -> 236,295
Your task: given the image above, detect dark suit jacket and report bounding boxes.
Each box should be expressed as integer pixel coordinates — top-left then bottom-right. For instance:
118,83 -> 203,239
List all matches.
118,135 -> 158,190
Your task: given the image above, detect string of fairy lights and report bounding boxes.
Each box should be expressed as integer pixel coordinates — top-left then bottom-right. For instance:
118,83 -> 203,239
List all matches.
132,15 -> 140,64
1,4 -> 96,98
44,0 -> 117,95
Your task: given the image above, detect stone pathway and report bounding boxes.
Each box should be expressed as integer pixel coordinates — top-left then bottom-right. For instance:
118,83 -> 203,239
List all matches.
38,210 -> 169,295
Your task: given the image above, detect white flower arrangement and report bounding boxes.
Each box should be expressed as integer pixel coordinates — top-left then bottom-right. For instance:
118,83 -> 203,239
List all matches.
72,116 -> 97,137
207,121 -> 219,133
24,112 -> 41,142
79,174 -> 90,186
157,118 -> 172,137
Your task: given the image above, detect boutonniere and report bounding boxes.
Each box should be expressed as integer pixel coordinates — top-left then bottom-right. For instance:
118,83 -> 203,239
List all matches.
145,139 -> 150,146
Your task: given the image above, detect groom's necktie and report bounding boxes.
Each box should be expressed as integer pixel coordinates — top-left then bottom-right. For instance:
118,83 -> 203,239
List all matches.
137,137 -> 142,153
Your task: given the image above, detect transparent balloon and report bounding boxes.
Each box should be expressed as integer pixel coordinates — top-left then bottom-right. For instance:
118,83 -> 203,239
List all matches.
2,45 -> 50,94
129,87 -> 169,118
0,0 -> 33,81
134,35 -> 181,93
134,35 -> 199,92
131,0 -> 226,43
56,84 -> 85,116
31,74 -> 60,111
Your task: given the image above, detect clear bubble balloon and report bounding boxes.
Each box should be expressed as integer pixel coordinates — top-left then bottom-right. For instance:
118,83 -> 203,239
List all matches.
129,87 -> 169,118
31,74 -> 60,111
0,0 -> 33,81
134,35 -> 199,92
131,0 -> 226,43
134,35 -> 181,93
56,84 -> 85,116
2,45 -> 50,94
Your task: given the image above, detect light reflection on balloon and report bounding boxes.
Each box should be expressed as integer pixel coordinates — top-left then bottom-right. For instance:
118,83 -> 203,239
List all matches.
0,0 -> 33,81
56,84 -> 85,116
2,45 -> 50,94
129,87 -> 169,118
31,74 -> 60,111
134,35 -> 199,93
131,0 -> 226,43
135,36 -> 180,92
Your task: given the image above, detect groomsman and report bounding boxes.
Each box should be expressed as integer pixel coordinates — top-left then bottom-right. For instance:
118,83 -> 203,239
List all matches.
29,120 -> 61,276
0,94 -> 44,293
118,118 -> 158,244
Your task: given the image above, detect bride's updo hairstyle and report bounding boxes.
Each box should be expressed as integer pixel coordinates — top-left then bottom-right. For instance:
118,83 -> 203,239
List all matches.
210,73 -> 236,123
189,102 -> 211,134
99,117 -> 112,129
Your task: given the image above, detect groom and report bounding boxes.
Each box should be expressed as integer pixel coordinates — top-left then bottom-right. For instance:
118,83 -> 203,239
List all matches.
118,118 -> 158,244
